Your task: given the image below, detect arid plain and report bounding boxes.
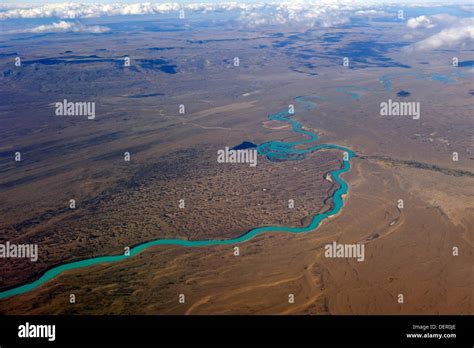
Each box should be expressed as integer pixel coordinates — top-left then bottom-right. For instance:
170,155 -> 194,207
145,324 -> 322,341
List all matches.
0,7 -> 473,314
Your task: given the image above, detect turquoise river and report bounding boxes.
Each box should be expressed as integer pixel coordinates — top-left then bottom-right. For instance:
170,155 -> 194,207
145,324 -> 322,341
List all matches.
0,95 -> 355,300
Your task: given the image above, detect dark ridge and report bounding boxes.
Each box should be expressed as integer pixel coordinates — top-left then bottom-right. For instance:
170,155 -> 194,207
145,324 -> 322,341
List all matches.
143,47 -> 175,51
272,39 -> 293,48
128,93 -> 164,98
321,32 -> 346,43
361,155 -> 474,177
458,60 -> 474,68
270,32 -> 284,38
232,141 -> 257,150
137,59 -> 178,73
291,68 -> 318,76
330,40 -> 411,69
159,65 -> 178,74
143,26 -> 185,33
0,52 -> 17,58
279,37 -> 411,70
22,56 -> 115,66
397,90 -> 411,97
18,56 -> 178,74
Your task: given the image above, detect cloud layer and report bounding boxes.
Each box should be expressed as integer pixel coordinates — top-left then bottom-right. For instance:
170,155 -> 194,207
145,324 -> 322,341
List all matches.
0,2 -> 259,20
0,1 -> 400,31
0,1 -> 394,23
1,0 -> 472,47
238,2 -> 358,28
405,13 -> 473,51
409,18 -> 474,51
8,20 -> 110,34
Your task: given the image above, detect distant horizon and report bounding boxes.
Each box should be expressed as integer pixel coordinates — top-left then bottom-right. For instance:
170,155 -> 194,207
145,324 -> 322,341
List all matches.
2,0 -> 473,5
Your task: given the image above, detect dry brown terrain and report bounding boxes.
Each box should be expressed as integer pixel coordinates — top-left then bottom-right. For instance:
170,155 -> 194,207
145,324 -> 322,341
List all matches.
1,156 -> 472,315
0,17 -> 472,314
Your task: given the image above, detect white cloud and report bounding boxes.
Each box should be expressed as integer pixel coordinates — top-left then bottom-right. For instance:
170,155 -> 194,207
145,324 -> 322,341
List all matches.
239,6 -> 351,28
406,13 -> 459,29
354,9 -> 390,17
8,21 -> 110,34
0,1 -> 380,29
407,15 -> 434,29
0,2 -> 261,20
408,18 -> 474,51
237,1 -> 378,28
0,1 -> 408,22
0,1 -> 469,31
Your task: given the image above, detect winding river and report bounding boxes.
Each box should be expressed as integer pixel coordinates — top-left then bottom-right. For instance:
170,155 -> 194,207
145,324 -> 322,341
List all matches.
0,95 -> 355,300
